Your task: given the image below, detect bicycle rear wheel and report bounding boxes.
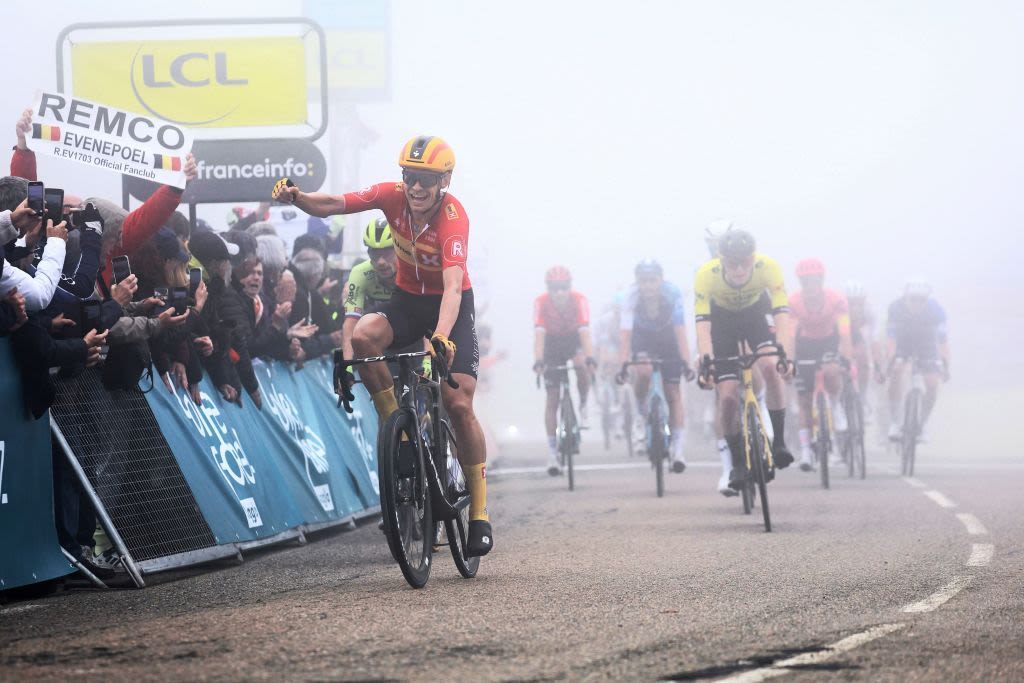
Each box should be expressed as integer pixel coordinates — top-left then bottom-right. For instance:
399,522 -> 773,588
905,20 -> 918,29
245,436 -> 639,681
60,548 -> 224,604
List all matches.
816,392 -> 830,490
379,409 -> 433,588
747,404 -> 772,532
903,389 -> 921,477
741,478 -> 753,514
650,398 -> 666,498
439,421 -> 479,579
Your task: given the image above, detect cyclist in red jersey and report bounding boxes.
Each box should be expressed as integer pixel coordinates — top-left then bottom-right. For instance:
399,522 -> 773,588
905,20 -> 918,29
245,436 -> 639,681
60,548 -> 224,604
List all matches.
532,266 -> 596,476
789,258 -> 853,471
272,136 -> 493,557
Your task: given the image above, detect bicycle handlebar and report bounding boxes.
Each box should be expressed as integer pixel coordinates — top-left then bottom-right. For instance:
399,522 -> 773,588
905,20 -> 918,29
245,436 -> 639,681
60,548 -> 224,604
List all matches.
698,347 -> 791,388
333,349 -> 458,414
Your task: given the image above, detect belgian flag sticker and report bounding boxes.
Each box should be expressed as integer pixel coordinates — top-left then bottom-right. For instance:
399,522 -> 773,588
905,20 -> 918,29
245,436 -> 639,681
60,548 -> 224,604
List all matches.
152,154 -> 182,171
31,123 -> 61,141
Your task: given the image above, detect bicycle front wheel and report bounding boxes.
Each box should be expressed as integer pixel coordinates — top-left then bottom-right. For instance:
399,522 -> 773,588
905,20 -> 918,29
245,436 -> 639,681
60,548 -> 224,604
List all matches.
562,392 -> 577,492
816,392 -> 830,490
846,389 -> 866,479
379,409 -> 433,588
903,389 -> 921,477
747,404 -> 772,532
650,398 -> 666,498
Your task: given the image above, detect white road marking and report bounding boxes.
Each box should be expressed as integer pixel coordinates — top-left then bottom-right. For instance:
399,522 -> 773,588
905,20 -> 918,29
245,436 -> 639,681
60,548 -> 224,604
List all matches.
903,476 -> 927,488
902,575 -> 973,613
0,603 -> 46,615
967,543 -> 994,567
711,623 -> 907,683
956,513 -> 988,535
923,490 -> 957,509
490,462 -> 720,476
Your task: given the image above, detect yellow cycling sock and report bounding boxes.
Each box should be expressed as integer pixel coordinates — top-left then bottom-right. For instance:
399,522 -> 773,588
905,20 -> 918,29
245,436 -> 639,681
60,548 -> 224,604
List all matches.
370,388 -> 399,422
465,463 -> 489,522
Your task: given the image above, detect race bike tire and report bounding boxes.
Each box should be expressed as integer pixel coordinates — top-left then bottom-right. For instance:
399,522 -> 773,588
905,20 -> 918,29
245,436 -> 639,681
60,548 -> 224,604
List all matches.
748,403 -> 772,532
379,408 -> 433,589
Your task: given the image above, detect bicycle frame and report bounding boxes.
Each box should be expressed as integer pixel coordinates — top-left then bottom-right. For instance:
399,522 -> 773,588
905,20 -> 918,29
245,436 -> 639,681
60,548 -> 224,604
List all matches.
337,351 -> 465,522
738,364 -> 774,472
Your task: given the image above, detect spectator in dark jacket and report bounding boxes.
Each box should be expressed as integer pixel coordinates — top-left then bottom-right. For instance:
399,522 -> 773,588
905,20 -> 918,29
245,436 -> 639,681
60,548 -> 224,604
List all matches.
288,248 -> 341,360
191,230 -> 262,408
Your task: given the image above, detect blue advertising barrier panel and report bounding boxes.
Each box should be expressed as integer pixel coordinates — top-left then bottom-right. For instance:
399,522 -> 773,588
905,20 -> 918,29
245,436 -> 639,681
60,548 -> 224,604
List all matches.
0,339 -> 75,590
144,356 -> 379,545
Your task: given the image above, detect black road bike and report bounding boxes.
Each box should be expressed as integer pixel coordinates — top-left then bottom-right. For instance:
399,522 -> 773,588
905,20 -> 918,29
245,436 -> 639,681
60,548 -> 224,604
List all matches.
335,348 -> 478,588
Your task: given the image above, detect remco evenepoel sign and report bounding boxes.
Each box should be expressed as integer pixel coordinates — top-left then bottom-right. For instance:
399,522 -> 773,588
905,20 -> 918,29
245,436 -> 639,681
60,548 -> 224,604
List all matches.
30,90 -> 193,188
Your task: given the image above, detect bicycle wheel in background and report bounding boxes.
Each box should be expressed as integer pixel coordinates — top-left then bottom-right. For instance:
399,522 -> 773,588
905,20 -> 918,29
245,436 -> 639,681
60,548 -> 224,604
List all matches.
379,409 -> 433,589
440,420 -> 479,579
623,391 -> 634,458
650,397 -> 666,498
903,389 -> 921,477
816,392 -> 830,490
561,390 -> 577,492
747,404 -> 772,532
846,388 -> 866,479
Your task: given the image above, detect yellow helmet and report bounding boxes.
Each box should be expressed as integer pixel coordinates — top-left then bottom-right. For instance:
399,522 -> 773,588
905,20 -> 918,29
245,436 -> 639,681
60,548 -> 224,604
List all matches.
363,217 -> 393,249
398,136 -> 455,173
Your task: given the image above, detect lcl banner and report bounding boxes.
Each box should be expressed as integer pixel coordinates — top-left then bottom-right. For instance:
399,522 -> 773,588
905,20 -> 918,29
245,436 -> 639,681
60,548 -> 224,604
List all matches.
70,37 -> 307,129
29,91 -> 193,189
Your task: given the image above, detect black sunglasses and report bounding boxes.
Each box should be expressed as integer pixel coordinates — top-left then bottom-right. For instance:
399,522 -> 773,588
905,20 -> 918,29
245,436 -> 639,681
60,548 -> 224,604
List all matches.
402,169 -> 443,189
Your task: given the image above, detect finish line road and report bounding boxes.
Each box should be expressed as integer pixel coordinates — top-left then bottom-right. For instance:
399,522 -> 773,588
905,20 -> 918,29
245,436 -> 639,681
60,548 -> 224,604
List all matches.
2,439 -> 1021,682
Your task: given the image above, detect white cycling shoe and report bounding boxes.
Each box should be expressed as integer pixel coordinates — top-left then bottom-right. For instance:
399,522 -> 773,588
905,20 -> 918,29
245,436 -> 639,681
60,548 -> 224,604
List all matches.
717,470 -> 737,497
799,446 -> 815,472
888,424 -> 903,441
547,451 -> 562,476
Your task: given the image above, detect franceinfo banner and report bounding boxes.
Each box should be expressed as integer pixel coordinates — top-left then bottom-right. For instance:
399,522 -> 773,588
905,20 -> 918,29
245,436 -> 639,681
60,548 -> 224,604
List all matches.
28,91 -> 193,189
145,356 -> 379,545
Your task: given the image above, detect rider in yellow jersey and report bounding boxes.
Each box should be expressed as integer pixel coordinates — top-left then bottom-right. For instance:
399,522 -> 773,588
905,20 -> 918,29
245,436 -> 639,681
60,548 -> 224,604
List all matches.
694,230 -> 796,492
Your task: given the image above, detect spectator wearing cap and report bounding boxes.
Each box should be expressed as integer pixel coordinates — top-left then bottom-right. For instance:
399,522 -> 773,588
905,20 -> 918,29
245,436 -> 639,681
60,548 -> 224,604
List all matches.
192,230 -> 262,408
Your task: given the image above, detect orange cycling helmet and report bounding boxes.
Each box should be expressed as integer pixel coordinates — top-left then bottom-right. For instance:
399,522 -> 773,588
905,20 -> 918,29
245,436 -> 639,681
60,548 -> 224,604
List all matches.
545,265 -> 572,284
399,136 -> 455,173
796,257 -> 826,278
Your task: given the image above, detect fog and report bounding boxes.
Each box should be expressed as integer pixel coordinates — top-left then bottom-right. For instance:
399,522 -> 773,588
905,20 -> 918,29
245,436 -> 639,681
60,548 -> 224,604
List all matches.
3,1 -> 1021,444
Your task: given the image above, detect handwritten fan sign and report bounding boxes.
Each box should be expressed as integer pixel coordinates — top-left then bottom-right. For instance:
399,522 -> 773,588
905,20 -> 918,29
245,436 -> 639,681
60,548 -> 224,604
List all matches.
30,91 -> 193,189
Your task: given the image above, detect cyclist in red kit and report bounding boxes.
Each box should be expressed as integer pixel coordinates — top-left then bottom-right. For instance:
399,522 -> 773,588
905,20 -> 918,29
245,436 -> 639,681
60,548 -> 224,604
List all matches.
533,266 -> 596,475
273,136 -> 493,557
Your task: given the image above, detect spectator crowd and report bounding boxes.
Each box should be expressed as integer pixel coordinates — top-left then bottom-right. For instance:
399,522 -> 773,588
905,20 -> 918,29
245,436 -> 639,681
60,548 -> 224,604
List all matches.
0,108 -> 352,579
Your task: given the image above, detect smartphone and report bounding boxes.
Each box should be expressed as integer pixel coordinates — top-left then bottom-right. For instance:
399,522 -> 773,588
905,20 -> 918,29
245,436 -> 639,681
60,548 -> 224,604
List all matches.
111,255 -> 132,285
187,267 -> 202,305
27,181 -> 44,216
80,300 -> 106,334
171,286 -> 189,315
44,188 -> 64,225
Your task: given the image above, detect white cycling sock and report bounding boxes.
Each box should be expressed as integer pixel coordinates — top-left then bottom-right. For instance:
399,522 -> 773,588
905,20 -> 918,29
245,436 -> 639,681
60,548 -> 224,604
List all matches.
717,438 -> 732,472
799,428 -> 811,448
670,427 -> 686,460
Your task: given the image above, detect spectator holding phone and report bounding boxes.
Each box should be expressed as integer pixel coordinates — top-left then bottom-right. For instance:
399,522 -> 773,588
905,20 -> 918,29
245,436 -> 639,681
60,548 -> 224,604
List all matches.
0,192 -> 67,311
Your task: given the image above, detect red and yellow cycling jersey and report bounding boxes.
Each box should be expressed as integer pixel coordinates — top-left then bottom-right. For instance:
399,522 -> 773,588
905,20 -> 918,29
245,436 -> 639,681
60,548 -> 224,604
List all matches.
341,182 -> 471,296
790,288 -> 851,340
534,291 -> 590,336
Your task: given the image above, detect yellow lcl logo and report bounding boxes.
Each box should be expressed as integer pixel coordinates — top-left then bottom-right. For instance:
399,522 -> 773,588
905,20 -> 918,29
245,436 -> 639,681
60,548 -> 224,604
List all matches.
71,37 -> 307,128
